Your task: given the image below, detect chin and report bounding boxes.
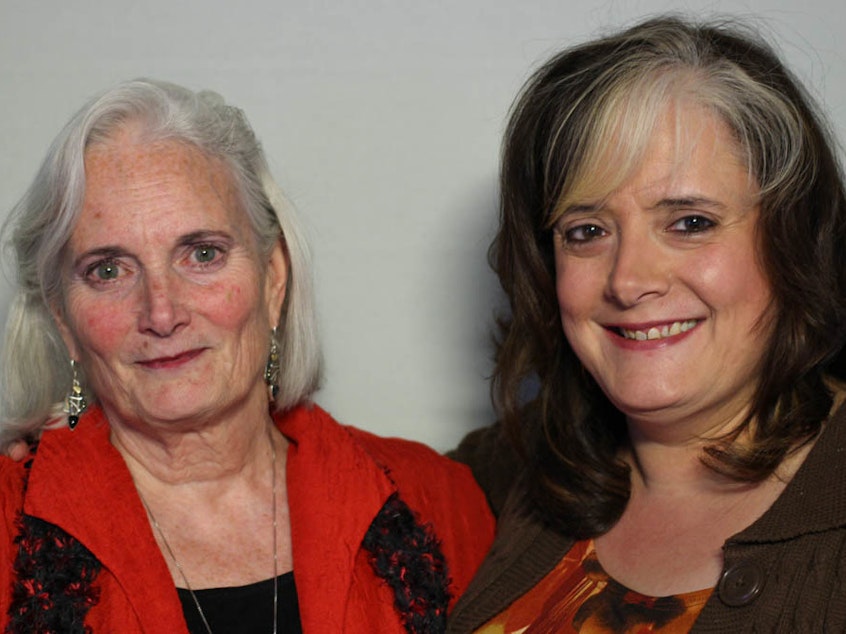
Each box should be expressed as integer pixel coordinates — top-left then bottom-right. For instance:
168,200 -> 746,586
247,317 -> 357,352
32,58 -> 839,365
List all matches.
608,390 -> 688,421
126,389 -> 223,423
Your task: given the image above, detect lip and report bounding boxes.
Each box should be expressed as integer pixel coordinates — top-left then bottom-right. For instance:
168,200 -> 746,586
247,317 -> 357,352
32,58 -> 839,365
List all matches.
136,348 -> 206,370
604,319 -> 702,350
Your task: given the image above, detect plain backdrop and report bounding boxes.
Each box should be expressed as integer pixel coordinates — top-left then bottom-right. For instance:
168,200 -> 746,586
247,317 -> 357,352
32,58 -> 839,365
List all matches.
2,0 -> 844,451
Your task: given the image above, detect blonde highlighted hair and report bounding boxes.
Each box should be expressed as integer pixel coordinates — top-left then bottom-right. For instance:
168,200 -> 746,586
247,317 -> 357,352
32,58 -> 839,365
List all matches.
492,15 -> 846,537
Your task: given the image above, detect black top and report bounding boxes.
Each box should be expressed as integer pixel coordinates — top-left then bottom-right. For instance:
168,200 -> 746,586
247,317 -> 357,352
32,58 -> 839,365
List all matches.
177,571 -> 302,634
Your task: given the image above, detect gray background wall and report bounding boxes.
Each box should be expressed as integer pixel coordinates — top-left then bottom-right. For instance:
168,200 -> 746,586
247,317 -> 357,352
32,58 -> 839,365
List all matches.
2,0 -> 844,450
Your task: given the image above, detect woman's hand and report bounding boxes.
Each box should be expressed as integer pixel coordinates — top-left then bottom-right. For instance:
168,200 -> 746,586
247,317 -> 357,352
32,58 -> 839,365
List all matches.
3,417 -> 63,460
5,440 -> 30,461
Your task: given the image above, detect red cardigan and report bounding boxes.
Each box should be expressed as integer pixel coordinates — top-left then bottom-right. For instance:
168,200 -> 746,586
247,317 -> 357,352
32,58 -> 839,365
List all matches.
0,404 -> 495,632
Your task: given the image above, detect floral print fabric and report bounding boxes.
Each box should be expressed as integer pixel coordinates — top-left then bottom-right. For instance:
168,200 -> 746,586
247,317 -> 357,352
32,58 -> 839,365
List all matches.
475,540 -> 711,633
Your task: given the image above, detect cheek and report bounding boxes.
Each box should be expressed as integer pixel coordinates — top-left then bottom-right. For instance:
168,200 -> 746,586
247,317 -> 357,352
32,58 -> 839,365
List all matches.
555,260 -> 603,367
63,293 -> 135,359
555,259 -> 596,324
202,280 -> 266,332
696,248 -> 771,317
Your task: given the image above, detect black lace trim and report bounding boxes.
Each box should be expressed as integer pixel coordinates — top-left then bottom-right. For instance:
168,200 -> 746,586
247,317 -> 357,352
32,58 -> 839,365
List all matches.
362,493 -> 451,634
5,451 -> 102,633
5,458 -> 449,633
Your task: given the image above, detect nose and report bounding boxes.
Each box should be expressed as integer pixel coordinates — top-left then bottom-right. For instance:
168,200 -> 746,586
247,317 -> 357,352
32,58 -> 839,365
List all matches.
137,268 -> 190,337
605,231 -> 670,307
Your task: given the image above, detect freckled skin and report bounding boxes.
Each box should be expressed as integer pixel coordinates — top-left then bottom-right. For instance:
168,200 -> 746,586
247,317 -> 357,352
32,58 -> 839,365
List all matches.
54,124 -> 288,433
554,104 -> 773,441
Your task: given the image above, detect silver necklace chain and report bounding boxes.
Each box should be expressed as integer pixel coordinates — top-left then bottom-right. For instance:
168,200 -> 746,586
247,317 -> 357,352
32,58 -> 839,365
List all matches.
141,430 -> 279,634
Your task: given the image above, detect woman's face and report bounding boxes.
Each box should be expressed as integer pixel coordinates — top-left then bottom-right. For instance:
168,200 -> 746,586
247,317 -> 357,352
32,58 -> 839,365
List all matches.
55,127 -> 287,429
554,104 -> 772,439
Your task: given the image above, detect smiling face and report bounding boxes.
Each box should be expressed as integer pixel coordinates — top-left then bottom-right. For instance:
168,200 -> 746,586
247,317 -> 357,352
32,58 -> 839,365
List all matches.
553,103 -> 773,439
54,126 -> 288,430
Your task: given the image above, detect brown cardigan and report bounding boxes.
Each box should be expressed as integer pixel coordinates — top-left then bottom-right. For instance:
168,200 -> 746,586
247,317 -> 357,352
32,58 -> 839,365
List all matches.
448,404 -> 846,632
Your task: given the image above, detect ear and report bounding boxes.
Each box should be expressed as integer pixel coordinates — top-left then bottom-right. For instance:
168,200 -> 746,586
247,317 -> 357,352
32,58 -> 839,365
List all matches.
264,237 -> 289,327
50,302 -> 81,361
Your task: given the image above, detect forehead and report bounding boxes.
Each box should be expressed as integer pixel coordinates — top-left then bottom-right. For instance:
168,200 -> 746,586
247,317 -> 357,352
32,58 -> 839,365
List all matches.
83,124 -> 234,202
76,131 -> 246,246
553,100 -> 751,218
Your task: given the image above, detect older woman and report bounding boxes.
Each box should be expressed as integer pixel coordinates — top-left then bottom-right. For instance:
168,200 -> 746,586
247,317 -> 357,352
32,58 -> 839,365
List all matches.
449,16 -> 846,633
0,79 -> 495,633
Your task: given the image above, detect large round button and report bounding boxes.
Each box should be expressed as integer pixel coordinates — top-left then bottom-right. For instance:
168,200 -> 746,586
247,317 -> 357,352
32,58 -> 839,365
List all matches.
718,561 -> 765,607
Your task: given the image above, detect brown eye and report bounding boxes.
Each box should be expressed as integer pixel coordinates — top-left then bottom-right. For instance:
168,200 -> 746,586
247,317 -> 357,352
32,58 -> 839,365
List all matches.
565,224 -> 606,242
670,215 -> 715,234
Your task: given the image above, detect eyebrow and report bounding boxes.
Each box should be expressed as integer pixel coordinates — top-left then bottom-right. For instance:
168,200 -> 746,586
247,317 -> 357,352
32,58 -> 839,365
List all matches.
72,230 -> 235,268
559,195 -> 726,217
176,230 -> 234,247
72,246 -> 129,269
651,196 -> 726,211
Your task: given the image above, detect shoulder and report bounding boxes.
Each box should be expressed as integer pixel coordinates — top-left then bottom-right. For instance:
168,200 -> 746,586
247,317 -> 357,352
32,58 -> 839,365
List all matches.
279,403 -> 496,603
281,402 -> 493,521
0,456 -> 28,621
281,403 -> 480,487
341,418 -> 498,601
349,425 -> 475,486
0,456 -> 28,513
0,453 -> 36,551
448,422 -> 523,517
341,421 -> 497,547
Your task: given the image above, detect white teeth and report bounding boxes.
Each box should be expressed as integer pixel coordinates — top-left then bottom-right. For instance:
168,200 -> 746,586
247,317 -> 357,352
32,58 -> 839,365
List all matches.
620,320 -> 698,341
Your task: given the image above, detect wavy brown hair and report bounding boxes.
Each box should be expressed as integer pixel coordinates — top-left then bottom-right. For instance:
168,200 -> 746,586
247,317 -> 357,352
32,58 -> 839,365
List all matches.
492,16 -> 846,538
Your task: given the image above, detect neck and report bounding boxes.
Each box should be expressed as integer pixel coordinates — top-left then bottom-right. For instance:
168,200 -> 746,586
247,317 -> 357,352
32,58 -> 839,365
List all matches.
625,408 -> 813,497
623,438 -> 737,498
623,405 -> 752,495
107,398 -> 281,487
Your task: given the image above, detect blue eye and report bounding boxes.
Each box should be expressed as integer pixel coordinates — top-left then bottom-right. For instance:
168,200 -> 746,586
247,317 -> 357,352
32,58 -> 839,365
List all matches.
193,245 -> 218,263
94,261 -> 120,280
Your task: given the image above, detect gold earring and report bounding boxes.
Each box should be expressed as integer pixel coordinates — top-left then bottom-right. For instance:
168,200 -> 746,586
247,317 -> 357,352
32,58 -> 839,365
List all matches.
63,360 -> 88,430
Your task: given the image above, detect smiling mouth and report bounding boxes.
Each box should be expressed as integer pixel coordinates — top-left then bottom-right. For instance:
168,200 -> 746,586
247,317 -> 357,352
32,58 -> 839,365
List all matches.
138,348 -> 204,368
614,320 -> 700,341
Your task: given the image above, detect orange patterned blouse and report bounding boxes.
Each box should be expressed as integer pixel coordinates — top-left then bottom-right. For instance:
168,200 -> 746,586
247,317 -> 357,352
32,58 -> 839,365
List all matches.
475,540 -> 712,633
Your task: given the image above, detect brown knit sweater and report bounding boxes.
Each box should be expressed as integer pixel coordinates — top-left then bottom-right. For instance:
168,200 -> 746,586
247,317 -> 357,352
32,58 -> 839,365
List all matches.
449,404 -> 846,632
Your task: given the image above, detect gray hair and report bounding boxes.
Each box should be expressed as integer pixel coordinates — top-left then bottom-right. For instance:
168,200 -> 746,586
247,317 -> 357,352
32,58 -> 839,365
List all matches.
0,79 -> 322,448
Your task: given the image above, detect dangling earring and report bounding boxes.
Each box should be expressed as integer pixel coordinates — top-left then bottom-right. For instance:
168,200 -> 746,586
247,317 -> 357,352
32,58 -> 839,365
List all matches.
264,328 -> 280,401
63,360 -> 88,430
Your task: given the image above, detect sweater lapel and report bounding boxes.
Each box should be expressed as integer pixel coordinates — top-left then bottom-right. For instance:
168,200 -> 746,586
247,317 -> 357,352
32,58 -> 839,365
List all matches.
24,407 -> 187,632
279,404 -> 396,633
